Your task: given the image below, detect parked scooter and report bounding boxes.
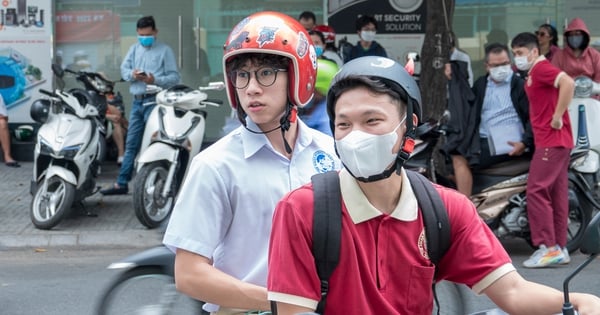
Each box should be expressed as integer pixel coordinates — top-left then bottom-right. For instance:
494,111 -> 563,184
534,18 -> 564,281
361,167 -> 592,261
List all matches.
133,82 -> 224,228
405,114 -> 598,252
568,76 -> 600,205
62,67 -> 125,163
29,66 -> 105,230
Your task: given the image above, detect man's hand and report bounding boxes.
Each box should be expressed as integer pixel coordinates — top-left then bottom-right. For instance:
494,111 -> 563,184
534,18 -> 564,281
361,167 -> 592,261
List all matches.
551,115 -> 563,129
507,141 -> 526,156
133,70 -> 154,84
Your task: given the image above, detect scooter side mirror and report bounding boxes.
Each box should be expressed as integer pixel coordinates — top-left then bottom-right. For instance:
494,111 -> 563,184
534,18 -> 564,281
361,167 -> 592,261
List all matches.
580,211 -> 600,255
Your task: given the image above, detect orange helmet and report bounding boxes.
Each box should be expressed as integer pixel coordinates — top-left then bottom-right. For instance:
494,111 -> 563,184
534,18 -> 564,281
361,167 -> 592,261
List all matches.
314,24 -> 336,44
223,11 -> 317,109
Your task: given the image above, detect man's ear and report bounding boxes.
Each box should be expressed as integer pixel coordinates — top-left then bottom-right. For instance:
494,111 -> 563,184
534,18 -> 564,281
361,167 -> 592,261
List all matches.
411,113 -> 419,128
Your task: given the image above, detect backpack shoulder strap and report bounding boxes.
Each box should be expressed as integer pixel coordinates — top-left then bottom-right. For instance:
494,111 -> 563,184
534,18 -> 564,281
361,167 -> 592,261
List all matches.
405,170 -> 451,266
311,171 -> 342,315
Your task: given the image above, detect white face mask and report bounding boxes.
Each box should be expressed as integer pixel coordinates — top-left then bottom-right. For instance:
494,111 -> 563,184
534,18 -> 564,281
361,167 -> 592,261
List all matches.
489,64 -> 512,82
335,117 -> 405,179
514,54 -> 532,71
360,30 -> 376,42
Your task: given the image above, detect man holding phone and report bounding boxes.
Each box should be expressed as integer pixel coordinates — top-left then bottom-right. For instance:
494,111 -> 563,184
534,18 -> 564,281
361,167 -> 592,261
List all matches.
101,15 -> 180,195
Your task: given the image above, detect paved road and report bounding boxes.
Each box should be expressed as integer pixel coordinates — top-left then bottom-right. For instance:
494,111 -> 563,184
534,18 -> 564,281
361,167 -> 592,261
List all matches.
0,161 -> 163,249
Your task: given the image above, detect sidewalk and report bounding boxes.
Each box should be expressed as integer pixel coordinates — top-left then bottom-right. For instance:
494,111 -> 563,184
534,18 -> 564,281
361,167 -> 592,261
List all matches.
0,161 -> 163,250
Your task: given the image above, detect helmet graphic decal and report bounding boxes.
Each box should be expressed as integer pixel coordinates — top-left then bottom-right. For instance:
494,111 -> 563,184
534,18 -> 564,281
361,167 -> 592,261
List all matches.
297,32 -> 309,58
257,26 -> 278,48
370,57 -> 396,69
225,31 -> 249,52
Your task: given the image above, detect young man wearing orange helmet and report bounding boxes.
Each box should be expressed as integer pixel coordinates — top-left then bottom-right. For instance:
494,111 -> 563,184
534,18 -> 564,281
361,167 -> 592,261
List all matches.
162,11 -> 340,315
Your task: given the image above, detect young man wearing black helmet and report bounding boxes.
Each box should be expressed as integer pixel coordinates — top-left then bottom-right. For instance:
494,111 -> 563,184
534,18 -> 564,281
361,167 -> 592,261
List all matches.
267,56 -> 600,314
162,11 -> 340,314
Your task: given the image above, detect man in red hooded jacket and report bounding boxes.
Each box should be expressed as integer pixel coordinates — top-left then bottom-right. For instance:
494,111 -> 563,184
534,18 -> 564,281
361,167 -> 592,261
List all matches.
552,18 -> 600,88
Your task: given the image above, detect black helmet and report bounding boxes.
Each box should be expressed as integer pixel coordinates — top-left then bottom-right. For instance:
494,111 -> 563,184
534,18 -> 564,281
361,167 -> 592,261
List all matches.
326,56 -> 421,135
30,99 -> 51,124
326,56 -> 422,181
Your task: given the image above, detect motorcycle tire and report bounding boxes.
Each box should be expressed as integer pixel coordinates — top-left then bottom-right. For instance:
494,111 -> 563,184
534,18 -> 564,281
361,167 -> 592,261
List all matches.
30,176 -> 76,230
95,266 -> 206,315
564,187 -> 593,252
133,161 -> 177,229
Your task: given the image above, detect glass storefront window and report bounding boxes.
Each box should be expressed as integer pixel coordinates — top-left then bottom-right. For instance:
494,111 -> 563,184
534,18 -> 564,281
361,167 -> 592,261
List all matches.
53,0 -> 600,142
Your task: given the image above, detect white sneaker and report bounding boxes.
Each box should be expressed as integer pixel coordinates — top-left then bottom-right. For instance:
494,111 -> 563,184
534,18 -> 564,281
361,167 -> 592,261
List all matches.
560,246 -> 571,265
117,156 -> 124,166
523,245 -> 565,268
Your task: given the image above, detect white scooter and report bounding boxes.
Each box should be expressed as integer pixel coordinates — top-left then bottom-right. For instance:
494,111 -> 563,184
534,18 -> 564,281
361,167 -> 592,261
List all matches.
29,86 -> 103,230
133,82 -> 224,228
568,76 -> 600,205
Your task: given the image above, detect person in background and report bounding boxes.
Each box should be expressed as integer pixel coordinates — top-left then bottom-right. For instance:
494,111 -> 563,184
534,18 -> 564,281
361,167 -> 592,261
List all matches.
0,94 -> 20,167
450,43 -> 532,196
308,29 -> 327,61
345,15 -> 387,63
314,24 -> 344,67
267,56 -> 600,315
536,23 -> 559,62
512,32 -> 574,268
162,11 -> 339,314
100,15 -> 180,195
298,10 -> 316,31
445,31 -> 474,87
552,18 -> 600,92
299,58 -> 338,136
105,95 -> 128,166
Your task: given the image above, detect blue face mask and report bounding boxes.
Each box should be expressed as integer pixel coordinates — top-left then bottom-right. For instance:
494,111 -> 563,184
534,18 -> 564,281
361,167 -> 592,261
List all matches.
315,46 -> 324,57
138,35 -> 155,47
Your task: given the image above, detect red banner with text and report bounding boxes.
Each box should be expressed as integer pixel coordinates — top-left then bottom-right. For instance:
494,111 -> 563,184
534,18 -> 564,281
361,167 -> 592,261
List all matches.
56,10 -> 120,43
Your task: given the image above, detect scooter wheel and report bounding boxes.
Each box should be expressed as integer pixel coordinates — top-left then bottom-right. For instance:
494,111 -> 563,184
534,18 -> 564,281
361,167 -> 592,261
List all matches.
133,161 -> 176,228
95,266 -> 206,315
30,176 -> 76,230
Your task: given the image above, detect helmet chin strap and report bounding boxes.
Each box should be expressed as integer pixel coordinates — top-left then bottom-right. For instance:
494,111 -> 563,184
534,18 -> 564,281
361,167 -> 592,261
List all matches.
242,102 -> 296,154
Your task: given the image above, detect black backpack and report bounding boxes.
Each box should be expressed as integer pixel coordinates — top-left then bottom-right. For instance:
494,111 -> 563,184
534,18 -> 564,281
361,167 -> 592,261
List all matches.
311,170 -> 451,314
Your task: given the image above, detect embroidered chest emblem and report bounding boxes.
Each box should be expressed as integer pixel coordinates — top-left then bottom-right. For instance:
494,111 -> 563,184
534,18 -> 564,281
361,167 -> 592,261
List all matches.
418,229 -> 429,260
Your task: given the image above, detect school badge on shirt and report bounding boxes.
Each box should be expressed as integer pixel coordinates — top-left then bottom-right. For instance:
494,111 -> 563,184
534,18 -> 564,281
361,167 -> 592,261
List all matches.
312,150 -> 335,173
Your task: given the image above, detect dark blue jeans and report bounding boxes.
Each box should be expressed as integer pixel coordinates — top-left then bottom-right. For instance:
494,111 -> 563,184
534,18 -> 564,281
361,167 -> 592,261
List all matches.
117,96 -> 156,187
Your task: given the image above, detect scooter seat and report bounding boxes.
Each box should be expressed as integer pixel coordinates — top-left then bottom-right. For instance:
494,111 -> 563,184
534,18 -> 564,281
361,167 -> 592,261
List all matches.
474,157 -> 530,177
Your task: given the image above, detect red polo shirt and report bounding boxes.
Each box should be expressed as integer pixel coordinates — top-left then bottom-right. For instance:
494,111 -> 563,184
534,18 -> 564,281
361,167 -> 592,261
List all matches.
525,57 -> 574,149
268,169 -> 513,315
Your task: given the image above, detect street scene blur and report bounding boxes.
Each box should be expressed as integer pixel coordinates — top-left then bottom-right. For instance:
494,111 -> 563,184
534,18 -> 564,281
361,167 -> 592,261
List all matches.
2,0 -> 600,314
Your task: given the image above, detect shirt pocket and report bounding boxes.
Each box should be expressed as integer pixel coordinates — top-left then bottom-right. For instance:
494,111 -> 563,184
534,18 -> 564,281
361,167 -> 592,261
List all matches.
407,264 -> 435,313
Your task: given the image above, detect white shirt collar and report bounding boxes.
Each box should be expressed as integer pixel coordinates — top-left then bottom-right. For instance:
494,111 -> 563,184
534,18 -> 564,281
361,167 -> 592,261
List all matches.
240,117 -> 313,159
340,168 -> 418,224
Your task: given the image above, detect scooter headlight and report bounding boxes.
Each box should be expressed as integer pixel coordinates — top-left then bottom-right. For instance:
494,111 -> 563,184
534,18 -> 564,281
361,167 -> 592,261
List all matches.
59,144 -> 83,160
39,136 -> 53,156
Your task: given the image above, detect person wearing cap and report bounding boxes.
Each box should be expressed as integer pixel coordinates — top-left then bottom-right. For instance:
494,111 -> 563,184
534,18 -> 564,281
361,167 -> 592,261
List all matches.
100,15 -> 180,195
162,11 -> 340,314
266,56 -> 600,314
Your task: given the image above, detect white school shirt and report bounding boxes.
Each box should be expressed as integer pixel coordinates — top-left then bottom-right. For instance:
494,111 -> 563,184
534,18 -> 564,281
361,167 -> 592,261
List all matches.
163,118 -> 339,312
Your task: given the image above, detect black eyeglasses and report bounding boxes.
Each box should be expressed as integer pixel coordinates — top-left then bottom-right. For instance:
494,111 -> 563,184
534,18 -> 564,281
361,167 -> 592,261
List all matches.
228,67 -> 287,89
